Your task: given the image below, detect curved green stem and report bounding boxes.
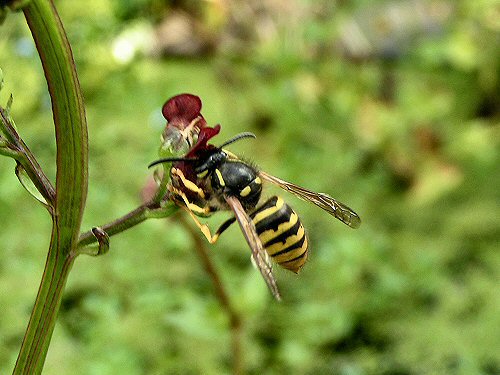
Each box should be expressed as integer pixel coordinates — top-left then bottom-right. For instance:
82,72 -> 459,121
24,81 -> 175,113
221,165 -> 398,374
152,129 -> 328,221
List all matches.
14,226 -> 77,374
24,0 -> 88,237
13,0 -> 88,373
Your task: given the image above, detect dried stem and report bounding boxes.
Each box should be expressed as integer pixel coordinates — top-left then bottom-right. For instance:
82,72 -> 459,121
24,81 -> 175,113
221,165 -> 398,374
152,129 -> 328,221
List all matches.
178,215 -> 244,375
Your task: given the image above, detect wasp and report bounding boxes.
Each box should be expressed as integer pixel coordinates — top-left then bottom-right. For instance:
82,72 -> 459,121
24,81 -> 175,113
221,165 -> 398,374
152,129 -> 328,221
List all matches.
149,127 -> 361,300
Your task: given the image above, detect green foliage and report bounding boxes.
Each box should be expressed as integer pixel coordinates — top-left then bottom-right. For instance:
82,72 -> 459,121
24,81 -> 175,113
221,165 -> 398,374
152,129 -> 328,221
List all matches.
1,0 -> 498,374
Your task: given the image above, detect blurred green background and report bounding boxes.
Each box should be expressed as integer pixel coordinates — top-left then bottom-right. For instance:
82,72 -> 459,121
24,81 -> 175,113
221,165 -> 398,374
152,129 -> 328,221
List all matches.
0,0 -> 498,374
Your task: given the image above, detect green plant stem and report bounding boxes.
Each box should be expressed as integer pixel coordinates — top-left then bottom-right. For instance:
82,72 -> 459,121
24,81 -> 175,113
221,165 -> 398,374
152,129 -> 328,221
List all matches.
14,0 -> 88,373
78,204 -> 154,247
26,0 -> 88,235
14,227 -> 77,374
78,201 -> 178,248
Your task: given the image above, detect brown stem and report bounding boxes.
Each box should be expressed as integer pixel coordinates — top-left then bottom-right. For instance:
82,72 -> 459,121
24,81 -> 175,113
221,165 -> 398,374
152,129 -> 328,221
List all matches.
178,215 -> 244,375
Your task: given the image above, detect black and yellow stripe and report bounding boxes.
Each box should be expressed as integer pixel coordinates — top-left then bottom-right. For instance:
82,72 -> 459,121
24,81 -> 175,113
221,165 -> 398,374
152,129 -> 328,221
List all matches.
250,196 -> 308,273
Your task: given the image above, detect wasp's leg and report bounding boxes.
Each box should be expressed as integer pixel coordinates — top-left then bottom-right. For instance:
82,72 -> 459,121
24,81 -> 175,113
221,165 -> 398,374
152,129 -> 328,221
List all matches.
168,186 -> 220,242
178,205 -> 217,243
179,204 -> 235,245
169,185 -> 211,216
168,169 -> 236,244
211,217 -> 237,244
179,204 -> 238,245
171,167 -> 205,199
171,192 -> 216,242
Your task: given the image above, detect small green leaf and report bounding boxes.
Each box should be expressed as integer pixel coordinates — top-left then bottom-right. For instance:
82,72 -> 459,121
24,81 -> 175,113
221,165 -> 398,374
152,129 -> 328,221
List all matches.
1,94 -> 18,141
6,93 -> 13,113
5,95 -> 18,132
15,162 -> 49,208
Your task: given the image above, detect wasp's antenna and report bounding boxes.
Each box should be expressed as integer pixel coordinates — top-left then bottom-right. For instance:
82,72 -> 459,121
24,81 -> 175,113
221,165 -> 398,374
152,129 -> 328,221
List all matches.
148,157 -> 198,169
218,132 -> 256,149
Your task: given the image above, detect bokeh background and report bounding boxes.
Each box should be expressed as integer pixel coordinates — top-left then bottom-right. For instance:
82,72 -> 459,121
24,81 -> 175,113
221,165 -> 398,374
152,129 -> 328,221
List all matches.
0,1 -> 498,374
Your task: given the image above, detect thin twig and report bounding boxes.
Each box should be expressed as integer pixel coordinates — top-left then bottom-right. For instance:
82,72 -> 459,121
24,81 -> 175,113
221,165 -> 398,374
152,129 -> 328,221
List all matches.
78,204 -> 151,247
178,215 -> 244,375
78,199 -> 178,248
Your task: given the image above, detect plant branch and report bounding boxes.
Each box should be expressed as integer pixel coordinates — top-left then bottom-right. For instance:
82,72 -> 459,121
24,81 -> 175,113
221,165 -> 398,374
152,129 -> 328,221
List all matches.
178,215 -> 244,375
78,200 -> 178,248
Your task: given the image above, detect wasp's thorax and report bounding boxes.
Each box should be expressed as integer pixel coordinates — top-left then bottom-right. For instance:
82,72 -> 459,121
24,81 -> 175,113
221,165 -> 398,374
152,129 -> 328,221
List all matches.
211,158 -> 262,210
170,147 -> 262,212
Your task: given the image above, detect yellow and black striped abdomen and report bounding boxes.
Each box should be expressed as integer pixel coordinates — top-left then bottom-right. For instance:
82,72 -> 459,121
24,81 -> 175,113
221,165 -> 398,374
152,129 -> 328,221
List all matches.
250,196 -> 308,273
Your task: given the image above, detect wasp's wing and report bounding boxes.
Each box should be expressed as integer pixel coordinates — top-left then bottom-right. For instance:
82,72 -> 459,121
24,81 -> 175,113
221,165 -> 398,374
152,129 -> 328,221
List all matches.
259,171 -> 361,229
224,195 -> 281,300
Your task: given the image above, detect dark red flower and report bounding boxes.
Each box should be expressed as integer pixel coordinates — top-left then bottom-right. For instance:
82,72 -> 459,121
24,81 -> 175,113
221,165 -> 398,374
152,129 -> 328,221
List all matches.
186,125 -> 221,157
162,93 -> 207,130
161,94 -> 208,154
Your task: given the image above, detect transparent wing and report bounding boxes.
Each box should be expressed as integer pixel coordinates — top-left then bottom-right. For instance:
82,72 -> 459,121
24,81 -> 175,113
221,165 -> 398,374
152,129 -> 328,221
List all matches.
224,195 -> 281,300
259,171 -> 361,229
